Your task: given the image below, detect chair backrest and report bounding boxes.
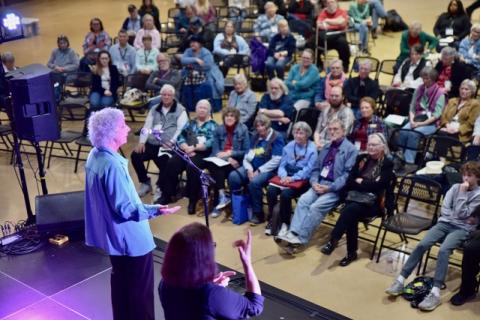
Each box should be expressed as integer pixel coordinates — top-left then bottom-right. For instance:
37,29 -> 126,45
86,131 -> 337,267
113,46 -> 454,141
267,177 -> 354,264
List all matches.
64,72 -> 92,89
384,88 -> 412,117
216,19 -> 228,32
125,74 -> 149,92
216,6 -> 229,18
465,145 -> 480,161
239,19 -> 255,35
289,108 -> 320,140
168,7 -> 180,20
376,59 -> 397,82
422,134 -> 465,166
389,128 -> 427,155
349,56 -> 381,78
395,175 -> 442,223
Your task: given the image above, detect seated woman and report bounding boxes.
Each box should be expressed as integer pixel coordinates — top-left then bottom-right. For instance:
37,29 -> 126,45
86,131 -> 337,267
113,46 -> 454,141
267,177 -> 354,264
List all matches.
253,1 -> 285,42
160,224 -> 264,320
392,44 -> 430,91
133,14 -> 161,50
258,78 -> 295,138
459,24 -> 480,74
158,100 -> 217,214
321,133 -> 394,266
208,107 -> 250,218
227,74 -> 257,127
122,4 -> 142,35
348,0 -> 373,55
396,21 -> 438,71
349,97 -> 387,152
181,35 -> 224,112
228,114 -> 285,225
286,0 -> 314,38
138,0 -> 161,31
285,49 -> 320,111
89,50 -> 119,111
265,121 -> 318,236
433,0 -> 470,50
386,161 -> 480,311
313,59 -> 346,110
213,21 -> 250,76
79,18 -> 111,72
439,79 -> 480,143
398,66 -> 446,164
194,0 -> 217,32
435,46 -> 473,98
47,35 -> 79,101
135,34 -> 160,76
265,19 -> 296,80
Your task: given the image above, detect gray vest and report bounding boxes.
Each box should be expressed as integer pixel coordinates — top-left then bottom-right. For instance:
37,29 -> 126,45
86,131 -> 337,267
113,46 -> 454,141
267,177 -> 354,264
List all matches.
147,101 -> 186,145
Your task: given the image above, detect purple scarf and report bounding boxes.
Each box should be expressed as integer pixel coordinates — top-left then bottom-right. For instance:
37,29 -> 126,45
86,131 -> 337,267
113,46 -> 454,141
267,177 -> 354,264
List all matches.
414,83 -> 444,115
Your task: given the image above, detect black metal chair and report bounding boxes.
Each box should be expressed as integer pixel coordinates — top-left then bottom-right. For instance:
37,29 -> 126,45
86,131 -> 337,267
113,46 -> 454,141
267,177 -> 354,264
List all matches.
348,56 -> 380,78
119,74 -> 150,122
59,72 -> 91,121
376,59 -> 397,86
389,128 -> 427,176
421,134 -> 465,167
373,175 -> 442,264
0,124 -> 13,151
380,88 -> 413,119
288,108 -> 320,140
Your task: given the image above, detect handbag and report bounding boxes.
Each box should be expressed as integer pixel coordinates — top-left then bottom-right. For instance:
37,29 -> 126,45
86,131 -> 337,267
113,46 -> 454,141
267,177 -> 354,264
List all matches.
413,114 -> 428,122
345,190 -> 377,206
231,192 -> 251,225
269,176 -> 309,190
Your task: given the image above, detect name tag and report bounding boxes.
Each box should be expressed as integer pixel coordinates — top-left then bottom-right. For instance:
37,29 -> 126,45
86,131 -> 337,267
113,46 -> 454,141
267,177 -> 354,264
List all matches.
197,136 -> 206,145
355,141 -> 362,150
320,166 -> 330,178
369,124 -> 377,129
271,26 -> 278,33
445,28 -> 454,36
427,111 -> 432,118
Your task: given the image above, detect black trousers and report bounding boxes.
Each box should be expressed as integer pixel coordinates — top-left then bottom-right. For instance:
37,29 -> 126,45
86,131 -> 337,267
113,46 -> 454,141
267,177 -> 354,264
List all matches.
110,252 -> 154,320
330,201 -> 380,253
207,163 -> 235,204
313,31 -> 351,72
459,234 -> 480,295
266,185 -> 309,225
131,143 -> 170,186
160,151 -> 209,202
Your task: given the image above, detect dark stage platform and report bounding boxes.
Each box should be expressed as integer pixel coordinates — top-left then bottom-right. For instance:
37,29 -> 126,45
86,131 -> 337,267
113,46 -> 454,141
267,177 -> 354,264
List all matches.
0,238 -> 350,320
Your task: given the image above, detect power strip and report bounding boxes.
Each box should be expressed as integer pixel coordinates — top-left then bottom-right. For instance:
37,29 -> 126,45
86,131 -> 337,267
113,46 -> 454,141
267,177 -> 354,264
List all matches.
0,233 -> 22,246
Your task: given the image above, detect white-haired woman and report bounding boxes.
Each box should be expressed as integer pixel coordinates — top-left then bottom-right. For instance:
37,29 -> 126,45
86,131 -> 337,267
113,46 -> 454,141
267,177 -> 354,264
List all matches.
265,19 -> 296,80
396,21 -> 438,70
265,121 -> 318,236
158,100 -> 217,215
435,46 -> 473,98
228,74 -> 257,126
133,14 -> 161,49
253,1 -> 285,41
321,133 -> 394,267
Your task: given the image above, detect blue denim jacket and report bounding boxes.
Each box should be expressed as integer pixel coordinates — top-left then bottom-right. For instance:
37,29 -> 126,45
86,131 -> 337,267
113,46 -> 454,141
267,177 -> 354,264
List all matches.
211,123 -> 250,161
84,147 -> 158,256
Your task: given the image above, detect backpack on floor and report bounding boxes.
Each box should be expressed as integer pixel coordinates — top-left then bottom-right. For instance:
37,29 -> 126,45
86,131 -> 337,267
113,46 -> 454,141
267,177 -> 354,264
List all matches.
402,276 -> 434,308
383,10 -> 408,32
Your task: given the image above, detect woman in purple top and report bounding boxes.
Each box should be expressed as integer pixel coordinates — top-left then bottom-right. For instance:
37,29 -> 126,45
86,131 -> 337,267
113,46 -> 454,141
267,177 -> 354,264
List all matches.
159,223 -> 264,320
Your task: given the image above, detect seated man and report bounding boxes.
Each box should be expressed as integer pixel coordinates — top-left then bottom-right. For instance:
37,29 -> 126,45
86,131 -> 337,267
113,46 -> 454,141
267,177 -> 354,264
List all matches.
109,29 -> 136,76
145,53 -> 182,97
276,119 -> 358,254
315,0 -> 351,71
392,44 -> 430,91
435,46 -> 473,98
131,84 -> 188,201
253,1 -> 285,42
343,59 -> 380,118
386,161 -> 480,311
265,19 -> 296,80
258,78 -> 295,139
313,86 -> 355,150
47,35 -> 79,101
122,4 -> 142,35
0,52 -> 16,107
178,16 -> 215,52
459,24 -> 480,75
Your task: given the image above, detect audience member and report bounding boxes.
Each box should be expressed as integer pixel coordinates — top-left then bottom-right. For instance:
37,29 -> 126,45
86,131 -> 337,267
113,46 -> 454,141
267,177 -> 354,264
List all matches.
135,34 -> 160,75
368,0 -> 387,39
349,97 -> 387,151
433,0 -> 470,50
174,5 -> 196,34
286,49 -> 320,111
254,1 -> 285,42
314,86 -> 355,149
458,24 -> 480,74
313,58 -> 346,109
321,133 -> 393,266
159,100 -> 217,213
193,0 -> 217,30
398,67 -> 446,164
348,0 -> 373,54
139,0 -> 161,31
276,119 -> 358,253
266,121 -> 318,236
265,19 -> 296,80
228,74 -> 258,126
258,78 -> 295,138
434,46 -> 473,98
178,16 -> 216,52
132,84 -> 188,200
344,59 -> 381,118
109,29 -> 136,76
386,161 -> 480,311
80,18 -> 111,72
134,14 -> 161,50
89,50 -> 119,111
0,52 -> 16,106
209,107 -> 251,218
228,114 -> 285,225
145,53 -> 182,96
256,0 -> 287,16
396,22 -> 438,70
315,0 -> 351,71
213,20 -> 250,76
392,44 -> 430,90
286,0 -> 315,38
122,4 -> 142,34
439,79 -> 480,143
47,35 -> 79,74
160,224 -> 264,320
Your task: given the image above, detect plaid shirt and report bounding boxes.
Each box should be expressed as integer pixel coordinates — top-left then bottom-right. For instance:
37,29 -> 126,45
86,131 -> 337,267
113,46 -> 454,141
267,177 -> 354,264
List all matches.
349,115 -> 387,150
253,14 -> 285,41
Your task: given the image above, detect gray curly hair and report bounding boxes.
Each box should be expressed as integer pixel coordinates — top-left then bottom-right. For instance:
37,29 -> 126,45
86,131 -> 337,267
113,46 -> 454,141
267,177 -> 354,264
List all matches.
88,107 -> 126,148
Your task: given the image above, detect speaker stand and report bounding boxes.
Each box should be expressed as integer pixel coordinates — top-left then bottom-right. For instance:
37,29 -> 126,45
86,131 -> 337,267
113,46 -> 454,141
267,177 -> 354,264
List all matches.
33,142 -> 48,195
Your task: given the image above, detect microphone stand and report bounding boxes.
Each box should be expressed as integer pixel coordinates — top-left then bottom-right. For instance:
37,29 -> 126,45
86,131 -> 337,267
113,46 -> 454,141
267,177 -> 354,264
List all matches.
150,131 -> 215,228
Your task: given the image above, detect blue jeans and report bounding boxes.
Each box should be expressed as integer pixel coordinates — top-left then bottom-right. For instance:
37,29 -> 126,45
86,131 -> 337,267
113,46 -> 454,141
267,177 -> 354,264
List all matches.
400,221 -> 469,288
353,22 -> 369,51
265,56 -> 291,80
289,187 -> 340,244
227,167 -> 274,214
399,123 -> 437,164
181,82 -> 213,112
369,0 -> 387,29
89,92 -> 115,109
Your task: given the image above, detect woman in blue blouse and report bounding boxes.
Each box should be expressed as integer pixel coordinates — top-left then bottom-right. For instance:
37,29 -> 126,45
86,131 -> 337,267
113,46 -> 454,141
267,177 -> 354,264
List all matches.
160,223 -> 264,320
266,121 -> 318,236
158,100 -> 217,214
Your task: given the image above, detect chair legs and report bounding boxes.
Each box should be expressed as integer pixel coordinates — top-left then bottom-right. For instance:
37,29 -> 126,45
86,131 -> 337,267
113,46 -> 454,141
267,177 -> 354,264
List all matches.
376,227 -> 389,262
74,144 -> 82,173
370,223 -> 383,260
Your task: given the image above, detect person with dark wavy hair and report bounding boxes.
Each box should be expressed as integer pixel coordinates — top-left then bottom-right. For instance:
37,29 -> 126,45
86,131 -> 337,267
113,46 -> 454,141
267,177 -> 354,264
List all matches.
160,223 -> 264,320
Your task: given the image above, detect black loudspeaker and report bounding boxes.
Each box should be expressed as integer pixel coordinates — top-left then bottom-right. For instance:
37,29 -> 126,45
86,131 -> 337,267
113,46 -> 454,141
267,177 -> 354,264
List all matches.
35,191 -> 85,237
8,64 -> 60,142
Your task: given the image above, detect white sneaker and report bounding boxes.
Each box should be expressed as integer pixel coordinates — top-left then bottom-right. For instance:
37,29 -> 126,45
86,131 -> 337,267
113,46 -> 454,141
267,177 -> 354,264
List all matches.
277,231 -> 302,245
152,187 -> 162,203
277,223 -> 288,238
215,193 -> 231,210
137,182 -> 152,197
211,208 -> 221,218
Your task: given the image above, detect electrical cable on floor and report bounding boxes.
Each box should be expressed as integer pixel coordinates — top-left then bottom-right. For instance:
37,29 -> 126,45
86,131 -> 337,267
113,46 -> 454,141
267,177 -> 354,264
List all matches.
0,222 -> 46,256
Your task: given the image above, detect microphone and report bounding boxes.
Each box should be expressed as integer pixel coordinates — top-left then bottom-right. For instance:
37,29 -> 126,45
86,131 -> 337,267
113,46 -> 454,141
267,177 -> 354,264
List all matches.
140,128 -> 163,137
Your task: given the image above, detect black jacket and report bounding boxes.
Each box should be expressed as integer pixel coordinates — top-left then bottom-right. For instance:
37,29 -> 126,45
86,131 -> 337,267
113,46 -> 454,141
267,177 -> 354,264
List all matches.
433,12 -> 471,40
91,65 -> 120,101
434,59 -> 473,98
344,76 -> 380,109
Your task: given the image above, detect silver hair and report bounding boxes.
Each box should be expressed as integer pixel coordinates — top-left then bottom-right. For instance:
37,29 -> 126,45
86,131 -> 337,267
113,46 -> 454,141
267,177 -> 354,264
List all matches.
160,84 -> 175,95
359,59 -> 372,70
254,114 -> 272,129
419,66 -> 439,82
1,52 -> 15,63
368,133 -> 390,155
196,99 -> 211,114
471,23 -> 480,32
410,21 -> 422,32
268,77 -> 289,95
88,107 -> 125,148
233,73 -> 248,86
292,121 -> 312,138
329,58 -> 343,68
461,79 -> 477,95
328,118 -> 346,132
441,46 -> 457,58
264,1 -> 277,10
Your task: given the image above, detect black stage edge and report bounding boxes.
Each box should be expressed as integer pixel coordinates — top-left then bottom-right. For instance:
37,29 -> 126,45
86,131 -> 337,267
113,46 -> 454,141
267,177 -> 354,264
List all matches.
0,237 -> 350,320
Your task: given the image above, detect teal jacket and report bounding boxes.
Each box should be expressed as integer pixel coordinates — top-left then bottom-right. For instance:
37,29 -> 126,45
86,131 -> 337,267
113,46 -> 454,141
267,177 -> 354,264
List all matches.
398,31 -> 438,63
285,64 -> 320,102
